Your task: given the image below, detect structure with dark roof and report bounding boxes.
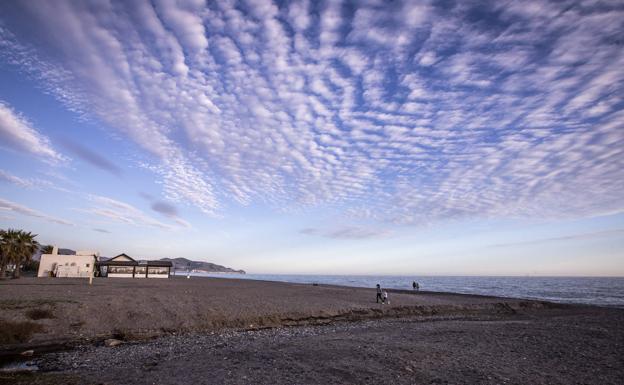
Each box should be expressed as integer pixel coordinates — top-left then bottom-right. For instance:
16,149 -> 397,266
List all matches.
97,253 -> 172,278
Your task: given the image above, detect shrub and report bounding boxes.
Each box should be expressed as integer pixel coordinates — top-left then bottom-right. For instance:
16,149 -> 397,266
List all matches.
25,308 -> 55,320
0,320 -> 44,344
22,259 -> 40,272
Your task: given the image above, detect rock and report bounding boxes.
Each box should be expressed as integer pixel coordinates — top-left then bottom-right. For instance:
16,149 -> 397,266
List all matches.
104,338 -> 124,347
20,349 -> 34,357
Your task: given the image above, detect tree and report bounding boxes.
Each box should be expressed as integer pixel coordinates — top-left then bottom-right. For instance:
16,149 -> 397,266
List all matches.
0,229 -> 40,279
40,244 -> 54,255
0,229 -> 6,278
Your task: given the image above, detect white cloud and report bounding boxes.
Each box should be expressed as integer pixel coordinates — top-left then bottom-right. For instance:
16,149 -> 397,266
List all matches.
0,100 -> 64,163
84,195 -> 187,231
0,197 -> 72,225
0,169 -> 34,188
418,51 -> 437,66
301,226 -> 391,240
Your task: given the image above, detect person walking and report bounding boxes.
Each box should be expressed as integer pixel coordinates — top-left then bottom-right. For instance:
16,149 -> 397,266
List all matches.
383,290 -> 389,304
376,284 -> 383,303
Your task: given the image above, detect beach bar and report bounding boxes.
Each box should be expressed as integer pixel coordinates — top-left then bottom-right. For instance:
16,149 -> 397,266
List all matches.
97,253 -> 172,278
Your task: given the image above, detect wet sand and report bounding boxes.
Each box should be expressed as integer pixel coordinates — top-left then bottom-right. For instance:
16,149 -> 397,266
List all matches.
1,277 -> 623,384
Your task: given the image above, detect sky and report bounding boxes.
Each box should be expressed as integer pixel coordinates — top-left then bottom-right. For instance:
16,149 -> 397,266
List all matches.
0,0 -> 622,276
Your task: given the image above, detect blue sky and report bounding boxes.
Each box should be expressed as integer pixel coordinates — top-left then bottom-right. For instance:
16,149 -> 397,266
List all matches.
0,0 -> 622,275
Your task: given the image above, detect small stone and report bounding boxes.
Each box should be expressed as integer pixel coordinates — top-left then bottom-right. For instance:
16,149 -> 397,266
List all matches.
105,338 -> 124,347
20,349 -> 34,356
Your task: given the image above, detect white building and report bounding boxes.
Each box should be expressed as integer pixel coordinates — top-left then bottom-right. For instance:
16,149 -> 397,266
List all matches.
37,247 -> 98,278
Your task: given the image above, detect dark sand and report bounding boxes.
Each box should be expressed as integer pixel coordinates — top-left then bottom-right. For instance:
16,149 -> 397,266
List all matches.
1,277 -> 623,384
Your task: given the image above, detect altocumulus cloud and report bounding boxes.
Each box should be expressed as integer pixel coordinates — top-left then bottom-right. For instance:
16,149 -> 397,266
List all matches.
301,226 -> 391,240
0,0 -> 622,226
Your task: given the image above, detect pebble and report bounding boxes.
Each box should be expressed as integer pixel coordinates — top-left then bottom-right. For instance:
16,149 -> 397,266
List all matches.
104,338 -> 124,347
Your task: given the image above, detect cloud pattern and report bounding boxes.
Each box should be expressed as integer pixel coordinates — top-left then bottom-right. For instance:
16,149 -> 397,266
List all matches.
82,195 -> 188,231
0,0 -> 622,226
0,197 -> 72,226
0,100 -> 64,163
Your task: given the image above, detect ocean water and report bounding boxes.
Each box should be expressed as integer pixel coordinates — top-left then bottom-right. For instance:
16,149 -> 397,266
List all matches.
182,272 -> 624,308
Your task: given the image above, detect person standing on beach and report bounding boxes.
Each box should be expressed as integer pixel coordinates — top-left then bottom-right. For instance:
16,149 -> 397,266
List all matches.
383,290 -> 389,304
376,284 -> 383,303
413,281 -> 419,291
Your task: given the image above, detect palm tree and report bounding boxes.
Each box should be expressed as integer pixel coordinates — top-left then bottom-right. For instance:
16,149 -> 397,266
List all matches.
0,229 -> 7,278
0,229 -> 40,279
40,244 -> 54,255
0,229 -> 19,278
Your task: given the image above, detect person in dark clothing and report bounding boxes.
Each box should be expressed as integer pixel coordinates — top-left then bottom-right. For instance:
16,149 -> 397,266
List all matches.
376,284 -> 383,303
412,281 -> 417,290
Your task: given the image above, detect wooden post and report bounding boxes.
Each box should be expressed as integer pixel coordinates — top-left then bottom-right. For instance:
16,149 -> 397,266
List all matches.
89,256 -> 94,285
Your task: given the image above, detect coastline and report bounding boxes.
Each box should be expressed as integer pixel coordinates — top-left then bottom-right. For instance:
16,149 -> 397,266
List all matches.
1,276 -> 623,384
188,273 -> 624,308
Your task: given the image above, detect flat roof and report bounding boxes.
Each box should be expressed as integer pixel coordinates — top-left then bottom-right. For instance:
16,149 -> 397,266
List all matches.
97,260 -> 172,267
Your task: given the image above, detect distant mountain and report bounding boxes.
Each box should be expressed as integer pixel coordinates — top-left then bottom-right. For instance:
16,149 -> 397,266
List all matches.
34,248 -> 76,261
160,257 -> 245,274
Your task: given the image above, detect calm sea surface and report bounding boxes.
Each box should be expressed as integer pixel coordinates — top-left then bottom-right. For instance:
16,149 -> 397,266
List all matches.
182,273 -> 624,308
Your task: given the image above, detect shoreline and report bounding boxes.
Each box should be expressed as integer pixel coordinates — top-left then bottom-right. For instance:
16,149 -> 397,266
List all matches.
184,273 -> 624,308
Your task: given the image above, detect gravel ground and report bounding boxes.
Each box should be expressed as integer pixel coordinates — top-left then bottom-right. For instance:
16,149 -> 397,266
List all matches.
2,306 -> 623,385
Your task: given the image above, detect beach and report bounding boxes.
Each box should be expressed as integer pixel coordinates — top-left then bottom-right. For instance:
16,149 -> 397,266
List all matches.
1,277 -> 623,384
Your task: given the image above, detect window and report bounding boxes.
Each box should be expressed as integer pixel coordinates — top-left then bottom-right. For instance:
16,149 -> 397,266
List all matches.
86,264 -> 90,268
108,266 -> 134,274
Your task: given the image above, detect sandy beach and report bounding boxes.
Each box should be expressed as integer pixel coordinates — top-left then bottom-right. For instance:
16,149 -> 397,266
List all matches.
1,277 -> 623,384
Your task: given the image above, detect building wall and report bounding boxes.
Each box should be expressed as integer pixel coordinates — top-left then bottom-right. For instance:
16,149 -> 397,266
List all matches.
38,254 -> 95,278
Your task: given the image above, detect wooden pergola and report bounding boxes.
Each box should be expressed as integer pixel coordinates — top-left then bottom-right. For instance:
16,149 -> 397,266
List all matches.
96,253 -> 172,278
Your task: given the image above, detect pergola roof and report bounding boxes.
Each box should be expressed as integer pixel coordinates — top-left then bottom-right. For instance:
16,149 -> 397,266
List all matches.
97,257 -> 172,267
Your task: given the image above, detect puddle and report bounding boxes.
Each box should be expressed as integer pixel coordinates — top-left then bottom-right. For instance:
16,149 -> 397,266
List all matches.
0,361 -> 39,373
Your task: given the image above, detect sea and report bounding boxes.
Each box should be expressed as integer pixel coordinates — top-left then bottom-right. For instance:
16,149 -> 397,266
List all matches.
180,272 -> 624,308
